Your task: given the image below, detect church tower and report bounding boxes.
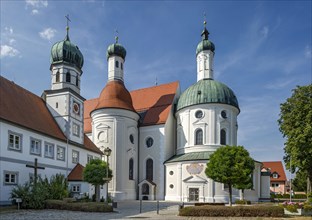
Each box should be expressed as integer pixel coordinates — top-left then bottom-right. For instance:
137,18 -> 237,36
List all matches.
44,20 -> 85,145
91,36 -> 140,201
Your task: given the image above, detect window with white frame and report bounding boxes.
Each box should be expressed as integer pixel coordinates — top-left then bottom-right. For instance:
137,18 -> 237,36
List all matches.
72,123 -> 80,137
44,142 -> 54,159
4,171 -> 18,185
8,131 -> 22,151
272,173 -> 279,179
72,150 -> 79,164
30,138 -> 41,155
87,155 -> 93,163
71,184 -> 81,192
57,146 -> 65,161
195,129 -> 203,145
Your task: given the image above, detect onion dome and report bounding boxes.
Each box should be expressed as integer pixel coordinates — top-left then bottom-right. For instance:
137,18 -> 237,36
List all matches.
106,36 -> 127,60
50,27 -> 84,69
177,79 -> 239,111
94,80 -> 135,111
196,21 -> 215,56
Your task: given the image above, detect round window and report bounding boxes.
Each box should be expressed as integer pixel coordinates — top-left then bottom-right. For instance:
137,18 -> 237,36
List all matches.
146,137 -> 154,148
129,134 -> 134,144
169,171 -> 174,175
221,110 -> 227,119
169,184 -> 174,189
195,110 -> 203,119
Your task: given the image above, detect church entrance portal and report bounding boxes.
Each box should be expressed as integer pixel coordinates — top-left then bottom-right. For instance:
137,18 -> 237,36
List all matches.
189,188 -> 199,201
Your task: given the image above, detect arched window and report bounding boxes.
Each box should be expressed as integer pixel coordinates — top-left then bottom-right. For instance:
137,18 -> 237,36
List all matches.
129,158 -> 134,180
56,71 -> 60,82
146,158 -> 153,181
76,74 -> 79,86
66,72 -> 71,83
115,61 -> 119,68
195,129 -> 203,145
221,129 -> 226,145
142,183 -> 149,195
121,62 -> 123,70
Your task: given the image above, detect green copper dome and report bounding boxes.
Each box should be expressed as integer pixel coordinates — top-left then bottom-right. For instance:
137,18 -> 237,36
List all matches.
177,79 -> 239,111
196,24 -> 215,56
50,33 -> 84,69
106,37 -> 127,60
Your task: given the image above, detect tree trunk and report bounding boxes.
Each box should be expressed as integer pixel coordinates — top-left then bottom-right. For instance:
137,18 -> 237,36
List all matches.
307,175 -> 312,195
242,189 -> 245,201
95,185 -> 100,202
228,184 -> 232,206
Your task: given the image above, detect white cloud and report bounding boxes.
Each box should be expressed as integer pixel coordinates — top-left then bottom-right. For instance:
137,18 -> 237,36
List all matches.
39,28 -> 56,40
25,0 -> 48,8
4,27 -> 13,34
25,0 -> 48,14
9,39 -> 16,45
32,9 -> 39,15
1,45 -> 20,58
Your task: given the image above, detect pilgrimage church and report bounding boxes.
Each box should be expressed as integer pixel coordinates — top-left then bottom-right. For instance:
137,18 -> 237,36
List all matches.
0,21 -> 270,204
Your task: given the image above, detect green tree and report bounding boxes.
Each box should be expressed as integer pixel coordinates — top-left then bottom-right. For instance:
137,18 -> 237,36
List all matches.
292,170 -> 307,192
205,145 -> 255,206
278,85 -> 312,194
234,175 -> 253,201
83,159 -> 112,202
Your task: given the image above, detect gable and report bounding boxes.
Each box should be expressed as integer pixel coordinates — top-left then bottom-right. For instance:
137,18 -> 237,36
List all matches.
262,161 -> 287,182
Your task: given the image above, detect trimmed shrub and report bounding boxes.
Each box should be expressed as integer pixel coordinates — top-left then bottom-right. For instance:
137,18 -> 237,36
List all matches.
235,200 -> 251,205
45,200 -> 113,212
179,205 -> 284,217
194,203 -> 225,206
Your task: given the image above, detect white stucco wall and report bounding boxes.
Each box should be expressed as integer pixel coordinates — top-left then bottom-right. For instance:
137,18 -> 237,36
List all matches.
0,121 -> 101,204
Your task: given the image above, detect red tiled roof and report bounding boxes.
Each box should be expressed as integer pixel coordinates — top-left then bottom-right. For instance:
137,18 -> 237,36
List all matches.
94,80 -> 135,112
0,76 -> 66,141
83,134 -> 103,155
262,161 -> 287,182
84,81 -> 179,132
0,76 -> 102,155
68,163 -> 85,181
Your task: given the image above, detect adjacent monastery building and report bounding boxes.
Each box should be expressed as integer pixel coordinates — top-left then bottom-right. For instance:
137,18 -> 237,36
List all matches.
0,21 -> 270,204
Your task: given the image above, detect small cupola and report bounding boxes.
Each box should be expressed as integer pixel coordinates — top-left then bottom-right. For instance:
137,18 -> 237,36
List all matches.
106,36 -> 126,82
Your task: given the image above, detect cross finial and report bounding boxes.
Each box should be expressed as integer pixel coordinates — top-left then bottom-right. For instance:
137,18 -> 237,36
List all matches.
203,12 -> 207,27
155,77 -> 158,86
115,29 -> 119,43
65,14 -> 71,40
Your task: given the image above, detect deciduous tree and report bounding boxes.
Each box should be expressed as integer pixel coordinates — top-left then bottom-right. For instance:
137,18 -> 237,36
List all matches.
205,145 -> 255,206
278,85 -> 312,194
83,159 -> 112,202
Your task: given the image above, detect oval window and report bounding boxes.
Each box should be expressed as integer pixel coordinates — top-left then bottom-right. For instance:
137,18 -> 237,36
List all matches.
129,134 -> 134,144
221,110 -> 227,119
195,110 -> 203,119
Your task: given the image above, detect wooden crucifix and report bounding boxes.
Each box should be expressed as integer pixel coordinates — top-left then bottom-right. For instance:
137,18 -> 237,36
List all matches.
26,158 -> 45,185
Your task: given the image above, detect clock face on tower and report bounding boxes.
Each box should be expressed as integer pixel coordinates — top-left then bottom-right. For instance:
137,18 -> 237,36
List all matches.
73,102 -> 80,114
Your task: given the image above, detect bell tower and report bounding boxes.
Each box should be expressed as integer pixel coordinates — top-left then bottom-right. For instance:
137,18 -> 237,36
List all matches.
43,16 -> 85,145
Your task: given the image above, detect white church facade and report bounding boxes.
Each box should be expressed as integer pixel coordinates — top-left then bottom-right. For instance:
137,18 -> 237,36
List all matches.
0,21 -> 270,205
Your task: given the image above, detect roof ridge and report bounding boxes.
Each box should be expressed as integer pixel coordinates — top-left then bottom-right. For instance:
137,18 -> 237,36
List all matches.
130,81 -> 179,93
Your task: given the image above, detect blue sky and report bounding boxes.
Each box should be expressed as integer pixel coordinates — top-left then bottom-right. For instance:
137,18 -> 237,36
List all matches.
1,1 -> 311,168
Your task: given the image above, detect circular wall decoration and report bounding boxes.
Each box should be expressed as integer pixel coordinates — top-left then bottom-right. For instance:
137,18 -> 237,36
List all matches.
129,134 -> 134,144
195,110 -> 203,119
169,171 -> 174,175
169,184 -> 174,189
146,137 -> 154,148
221,110 -> 227,119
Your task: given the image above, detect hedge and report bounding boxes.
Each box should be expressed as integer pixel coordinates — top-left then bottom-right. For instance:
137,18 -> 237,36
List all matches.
179,205 -> 284,217
45,200 -> 113,212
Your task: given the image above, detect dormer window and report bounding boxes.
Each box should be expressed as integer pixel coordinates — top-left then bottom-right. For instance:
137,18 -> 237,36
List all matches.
272,173 -> 278,179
